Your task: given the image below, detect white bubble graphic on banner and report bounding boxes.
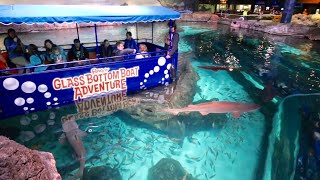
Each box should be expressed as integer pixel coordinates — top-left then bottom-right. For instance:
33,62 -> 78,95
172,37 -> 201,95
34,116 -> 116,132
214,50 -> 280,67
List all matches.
23,107 -> 28,111
165,82 -> 169,86
38,84 -> 48,93
46,102 -> 51,106
53,97 -> 58,101
154,66 -> 160,73
26,98 -> 34,104
149,70 -> 154,75
44,92 -> 51,98
144,73 -> 149,78
3,78 -> 19,90
54,102 -> 59,105
158,57 -> 166,66
165,74 -> 169,79
167,63 -> 172,70
30,108 -> 35,111
140,82 -> 143,85
162,78 -> 165,81
144,79 -> 147,83
164,70 -> 168,74
15,97 -> 25,106
21,81 -> 36,93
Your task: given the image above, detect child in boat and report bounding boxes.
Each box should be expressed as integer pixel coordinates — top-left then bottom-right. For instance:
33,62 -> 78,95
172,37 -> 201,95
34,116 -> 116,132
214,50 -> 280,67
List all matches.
113,41 -> 136,61
0,52 -> 18,75
51,46 -> 67,69
26,44 -> 47,72
135,44 -> 150,59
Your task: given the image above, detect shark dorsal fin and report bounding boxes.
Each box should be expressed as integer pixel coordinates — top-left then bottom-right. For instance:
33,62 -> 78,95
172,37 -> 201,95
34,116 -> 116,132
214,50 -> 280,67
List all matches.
200,111 -> 209,116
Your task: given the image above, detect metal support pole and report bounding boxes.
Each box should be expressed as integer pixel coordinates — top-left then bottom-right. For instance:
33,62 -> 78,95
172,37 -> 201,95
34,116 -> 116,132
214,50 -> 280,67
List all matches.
94,24 -> 100,62
135,23 -> 139,42
76,23 -> 80,41
151,22 -> 154,43
281,0 -> 297,23
169,20 -> 173,51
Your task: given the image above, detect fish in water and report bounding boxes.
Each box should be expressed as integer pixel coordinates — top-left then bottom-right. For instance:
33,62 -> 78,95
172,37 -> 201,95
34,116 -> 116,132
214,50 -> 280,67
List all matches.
261,81 -> 277,102
59,116 -> 87,180
198,65 -> 248,72
162,101 -> 260,118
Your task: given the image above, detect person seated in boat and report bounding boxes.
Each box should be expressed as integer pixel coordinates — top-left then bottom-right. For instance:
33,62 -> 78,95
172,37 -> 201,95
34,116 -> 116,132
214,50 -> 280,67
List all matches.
113,41 -> 136,61
124,31 -> 138,52
26,44 -> 47,72
164,22 -> 179,59
3,28 -> 28,73
51,46 -> 67,69
100,39 -> 113,59
68,39 -> 89,66
135,44 -> 150,59
44,39 -> 65,64
0,52 -> 18,75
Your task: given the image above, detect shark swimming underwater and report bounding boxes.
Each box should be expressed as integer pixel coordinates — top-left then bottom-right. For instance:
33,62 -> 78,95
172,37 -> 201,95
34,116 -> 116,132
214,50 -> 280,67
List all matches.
198,65 -> 248,72
162,101 -> 261,118
59,116 -> 87,180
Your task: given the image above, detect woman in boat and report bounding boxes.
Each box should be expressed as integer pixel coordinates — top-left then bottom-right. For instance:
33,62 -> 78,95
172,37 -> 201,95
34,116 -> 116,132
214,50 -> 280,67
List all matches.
4,28 -> 28,73
44,39 -> 65,64
100,39 -> 113,58
68,39 -> 89,66
135,44 -> 150,59
26,44 -> 47,72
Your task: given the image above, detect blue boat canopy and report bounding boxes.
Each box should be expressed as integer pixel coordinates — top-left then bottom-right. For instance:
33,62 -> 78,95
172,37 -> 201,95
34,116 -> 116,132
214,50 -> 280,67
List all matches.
0,5 -> 180,25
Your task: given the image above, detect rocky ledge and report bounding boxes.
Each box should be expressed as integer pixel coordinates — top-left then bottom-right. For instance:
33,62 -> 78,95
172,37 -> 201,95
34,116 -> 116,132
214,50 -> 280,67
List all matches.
180,12 -> 219,22
219,17 -> 320,41
0,136 -> 61,180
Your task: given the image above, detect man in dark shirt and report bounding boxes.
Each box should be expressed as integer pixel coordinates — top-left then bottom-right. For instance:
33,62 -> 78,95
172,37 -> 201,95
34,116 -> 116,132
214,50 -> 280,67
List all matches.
124,32 -> 138,52
164,22 -> 179,59
68,39 -> 89,66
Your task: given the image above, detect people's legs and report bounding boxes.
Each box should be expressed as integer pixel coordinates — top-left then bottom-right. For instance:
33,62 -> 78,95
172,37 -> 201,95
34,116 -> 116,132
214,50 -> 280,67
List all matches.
11,56 -> 28,74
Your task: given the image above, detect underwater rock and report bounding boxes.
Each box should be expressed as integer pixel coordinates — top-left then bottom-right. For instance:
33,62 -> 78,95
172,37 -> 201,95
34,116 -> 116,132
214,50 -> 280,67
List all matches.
82,165 -> 122,180
47,120 -> 55,126
20,116 -> 31,126
306,28 -> 320,41
122,55 -> 199,135
34,124 -> 46,134
0,136 -> 61,180
147,158 -> 197,180
19,131 -> 35,142
31,114 -> 39,120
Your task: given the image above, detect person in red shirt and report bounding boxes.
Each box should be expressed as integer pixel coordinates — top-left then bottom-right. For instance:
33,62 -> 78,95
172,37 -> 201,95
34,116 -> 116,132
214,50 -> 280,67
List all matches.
0,52 -> 18,75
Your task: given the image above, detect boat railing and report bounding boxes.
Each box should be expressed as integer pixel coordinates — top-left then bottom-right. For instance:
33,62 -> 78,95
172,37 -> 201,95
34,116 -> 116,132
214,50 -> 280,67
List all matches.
0,49 -> 170,75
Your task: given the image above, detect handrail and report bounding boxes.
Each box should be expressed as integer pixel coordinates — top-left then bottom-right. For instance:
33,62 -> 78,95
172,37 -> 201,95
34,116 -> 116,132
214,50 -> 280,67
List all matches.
0,49 -> 170,74
0,38 -> 153,52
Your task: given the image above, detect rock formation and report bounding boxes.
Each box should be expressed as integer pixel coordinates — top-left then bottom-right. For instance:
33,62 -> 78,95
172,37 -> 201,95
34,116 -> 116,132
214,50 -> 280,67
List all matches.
181,12 -> 219,22
0,136 -> 61,180
148,158 -> 197,180
82,165 -> 122,180
305,28 -> 320,41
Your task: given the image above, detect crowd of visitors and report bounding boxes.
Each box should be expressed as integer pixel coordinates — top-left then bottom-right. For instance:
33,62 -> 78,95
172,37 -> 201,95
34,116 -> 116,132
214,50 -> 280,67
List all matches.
0,22 -> 179,75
